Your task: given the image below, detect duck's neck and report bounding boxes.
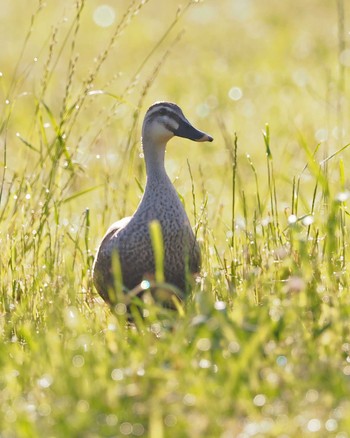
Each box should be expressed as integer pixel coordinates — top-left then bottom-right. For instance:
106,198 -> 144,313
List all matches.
142,137 -> 168,183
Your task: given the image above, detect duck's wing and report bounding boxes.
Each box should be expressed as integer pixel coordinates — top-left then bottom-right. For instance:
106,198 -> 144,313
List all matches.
190,239 -> 201,274
92,216 -> 132,302
104,216 -> 132,237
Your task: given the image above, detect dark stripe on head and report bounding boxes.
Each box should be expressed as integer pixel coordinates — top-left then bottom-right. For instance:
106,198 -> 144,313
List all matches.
145,102 -> 187,126
147,101 -> 182,113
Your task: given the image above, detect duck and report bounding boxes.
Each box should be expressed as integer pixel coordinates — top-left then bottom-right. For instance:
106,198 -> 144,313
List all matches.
92,101 -> 213,306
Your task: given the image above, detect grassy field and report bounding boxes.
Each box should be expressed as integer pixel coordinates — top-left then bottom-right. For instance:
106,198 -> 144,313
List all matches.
1,0 -> 350,436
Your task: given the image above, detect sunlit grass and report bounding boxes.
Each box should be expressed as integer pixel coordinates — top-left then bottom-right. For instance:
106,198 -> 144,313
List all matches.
1,0 -> 350,436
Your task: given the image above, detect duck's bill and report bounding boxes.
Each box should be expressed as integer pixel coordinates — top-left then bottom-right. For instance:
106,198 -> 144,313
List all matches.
175,121 -> 213,142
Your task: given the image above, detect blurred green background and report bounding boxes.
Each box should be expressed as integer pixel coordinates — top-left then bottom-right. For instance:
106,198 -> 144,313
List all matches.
2,1 -> 348,229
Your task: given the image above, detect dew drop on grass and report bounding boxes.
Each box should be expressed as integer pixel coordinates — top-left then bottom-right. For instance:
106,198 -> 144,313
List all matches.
214,300 -> 226,311
261,217 -> 270,227
235,217 -> 246,229
276,355 -> 287,367
151,323 -> 162,336
302,215 -> 314,226
37,374 -> 53,388
199,359 -> 211,369
336,191 -> 350,202
93,5 -> 116,28
140,280 -> 150,290
115,303 -> 127,315
286,276 -> 305,293
77,335 -> 91,352
25,403 -> 36,416
226,230 -> 233,239
288,214 -> 297,224
65,306 -> 79,328
136,368 -> 145,377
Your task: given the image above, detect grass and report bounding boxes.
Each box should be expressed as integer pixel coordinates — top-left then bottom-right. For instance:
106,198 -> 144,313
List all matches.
1,0 -> 350,436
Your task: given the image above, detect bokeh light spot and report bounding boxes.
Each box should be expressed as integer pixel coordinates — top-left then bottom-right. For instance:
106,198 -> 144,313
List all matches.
196,338 -> 211,351
253,394 -> 266,407
93,5 -> 116,28
228,86 -> 243,101
120,421 -> 133,435
307,418 -> 321,432
302,215 -> 314,226
140,280 -> 150,290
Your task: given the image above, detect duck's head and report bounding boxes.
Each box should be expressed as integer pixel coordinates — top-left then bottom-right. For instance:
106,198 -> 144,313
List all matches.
142,102 -> 213,145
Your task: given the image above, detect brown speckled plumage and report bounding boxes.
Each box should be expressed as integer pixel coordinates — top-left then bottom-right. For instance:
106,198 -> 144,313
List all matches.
92,102 -> 213,304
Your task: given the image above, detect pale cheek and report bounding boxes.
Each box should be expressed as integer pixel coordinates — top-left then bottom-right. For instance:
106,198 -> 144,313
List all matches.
165,117 -> 179,132
152,123 -> 174,142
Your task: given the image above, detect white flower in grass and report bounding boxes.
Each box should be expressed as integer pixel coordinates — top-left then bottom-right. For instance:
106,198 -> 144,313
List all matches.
302,215 -> 314,226
288,214 -> 298,224
336,191 -> 350,202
